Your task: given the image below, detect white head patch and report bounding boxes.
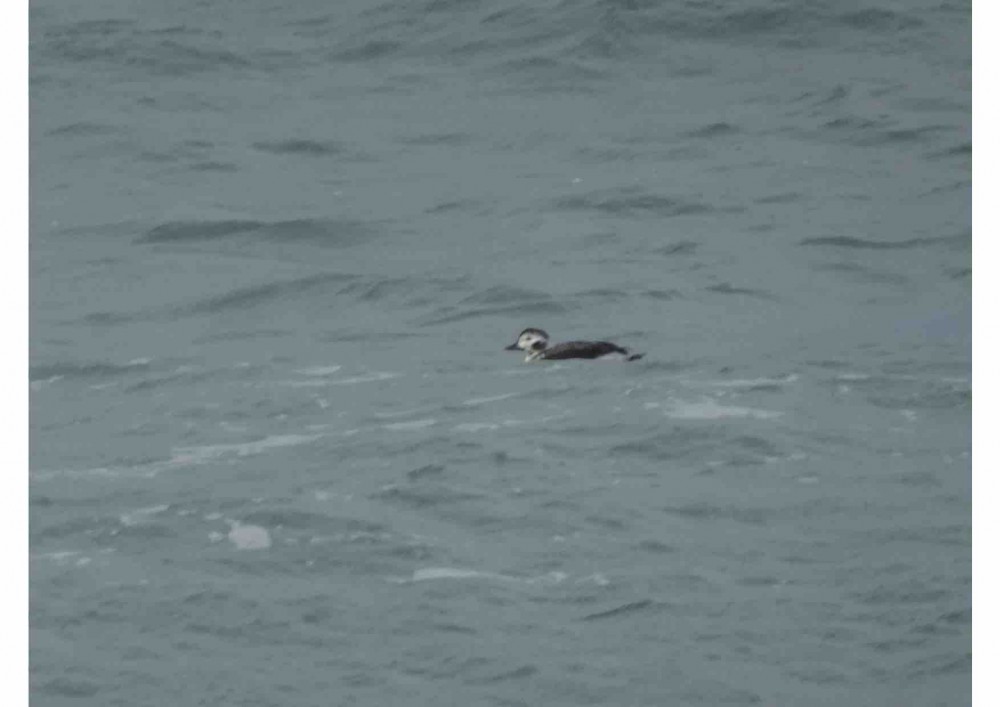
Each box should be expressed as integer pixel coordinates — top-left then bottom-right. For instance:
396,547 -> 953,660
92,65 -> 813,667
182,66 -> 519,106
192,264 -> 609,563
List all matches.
515,328 -> 549,352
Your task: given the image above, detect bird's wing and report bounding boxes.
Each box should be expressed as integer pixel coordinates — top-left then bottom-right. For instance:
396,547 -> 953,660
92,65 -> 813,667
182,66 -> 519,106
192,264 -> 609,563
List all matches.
540,341 -> 628,360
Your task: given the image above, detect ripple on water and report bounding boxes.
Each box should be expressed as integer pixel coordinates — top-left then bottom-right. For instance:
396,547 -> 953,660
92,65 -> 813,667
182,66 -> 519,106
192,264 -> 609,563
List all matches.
580,599 -> 661,622
138,217 -> 380,247
800,233 -> 968,251
551,186 -> 715,219
646,397 -> 783,420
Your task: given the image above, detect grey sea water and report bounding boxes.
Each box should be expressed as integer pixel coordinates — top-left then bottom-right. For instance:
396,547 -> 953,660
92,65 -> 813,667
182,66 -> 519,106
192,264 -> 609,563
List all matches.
30,0 -> 971,705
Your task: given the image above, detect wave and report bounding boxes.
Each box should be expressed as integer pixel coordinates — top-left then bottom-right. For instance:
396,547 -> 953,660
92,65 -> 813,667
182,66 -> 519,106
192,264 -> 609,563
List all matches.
372,484 -> 484,509
400,566 -> 569,586
808,116 -> 949,148
681,122 -> 739,139
45,121 -> 122,137
755,192 -> 804,205
653,241 -> 699,256
37,18 -> 299,77
552,187 -> 713,218
457,285 -> 553,306
138,217 -> 380,247
705,283 -> 777,300
139,219 -> 260,243
838,8 -> 924,31
581,599 -> 659,622
419,300 -> 570,327
335,275 -> 470,305
420,283 -> 570,326
662,400 -> 782,421
662,502 -> 772,526
401,132 -> 474,147
174,272 -> 356,315
276,371 -> 400,388
252,139 -> 372,161
423,197 -> 493,216
30,358 -> 152,382
800,233 -> 969,251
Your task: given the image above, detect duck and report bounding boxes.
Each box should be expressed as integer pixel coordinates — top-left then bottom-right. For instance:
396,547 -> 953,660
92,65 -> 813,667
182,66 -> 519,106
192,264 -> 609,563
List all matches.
504,328 -> 644,362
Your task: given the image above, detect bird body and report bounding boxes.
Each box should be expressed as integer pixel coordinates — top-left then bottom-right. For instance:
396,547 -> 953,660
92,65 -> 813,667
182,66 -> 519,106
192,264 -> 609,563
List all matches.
504,328 -> 643,362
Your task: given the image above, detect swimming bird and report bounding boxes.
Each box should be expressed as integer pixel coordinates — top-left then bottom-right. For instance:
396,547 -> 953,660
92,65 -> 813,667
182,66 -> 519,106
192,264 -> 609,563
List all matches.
504,328 -> 644,362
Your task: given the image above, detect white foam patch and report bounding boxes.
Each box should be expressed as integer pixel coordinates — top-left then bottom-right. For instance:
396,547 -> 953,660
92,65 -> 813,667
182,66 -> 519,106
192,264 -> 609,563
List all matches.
170,433 -> 324,466
530,572 -> 568,585
305,422 -> 339,432
32,551 -> 95,567
463,393 -> 519,406
941,376 -> 971,386
227,522 -> 271,551
453,422 -> 501,433
32,464 -> 160,482
659,398 -> 782,420
277,371 -> 399,388
120,504 -> 170,527
39,431 -> 326,481
453,412 -> 571,433
501,413 -> 572,427
30,375 -> 63,390
328,371 -> 400,385
411,567 -> 492,582
32,550 -> 83,563
383,418 -> 437,431
274,379 -> 329,388
692,374 -> 799,389
295,365 -> 342,376
497,367 -> 539,376
403,567 -> 569,585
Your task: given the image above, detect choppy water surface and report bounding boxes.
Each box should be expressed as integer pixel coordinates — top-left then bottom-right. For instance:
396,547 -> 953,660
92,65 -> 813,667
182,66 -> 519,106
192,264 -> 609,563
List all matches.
31,1 -> 970,705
